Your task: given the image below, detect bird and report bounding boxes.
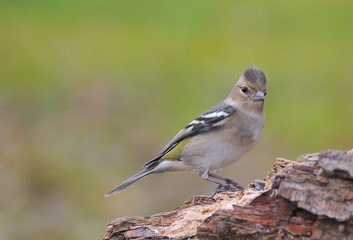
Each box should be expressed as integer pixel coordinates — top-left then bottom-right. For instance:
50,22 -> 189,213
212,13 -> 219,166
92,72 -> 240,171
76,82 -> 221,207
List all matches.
105,67 -> 267,197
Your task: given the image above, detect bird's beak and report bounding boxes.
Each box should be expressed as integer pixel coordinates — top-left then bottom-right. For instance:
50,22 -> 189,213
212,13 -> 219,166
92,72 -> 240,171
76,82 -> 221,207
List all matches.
251,91 -> 265,102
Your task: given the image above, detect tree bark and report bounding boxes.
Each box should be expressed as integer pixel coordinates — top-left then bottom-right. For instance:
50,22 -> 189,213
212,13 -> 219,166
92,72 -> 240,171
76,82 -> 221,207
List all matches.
103,149 -> 353,240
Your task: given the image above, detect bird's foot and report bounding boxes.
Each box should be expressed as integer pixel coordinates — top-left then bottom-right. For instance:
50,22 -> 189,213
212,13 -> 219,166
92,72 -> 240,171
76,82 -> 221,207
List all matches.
224,177 -> 244,191
211,181 -> 243,198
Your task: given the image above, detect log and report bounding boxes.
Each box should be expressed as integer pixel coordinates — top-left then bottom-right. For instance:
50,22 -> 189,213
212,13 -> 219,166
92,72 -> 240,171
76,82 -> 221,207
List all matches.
103,149 -> 353,240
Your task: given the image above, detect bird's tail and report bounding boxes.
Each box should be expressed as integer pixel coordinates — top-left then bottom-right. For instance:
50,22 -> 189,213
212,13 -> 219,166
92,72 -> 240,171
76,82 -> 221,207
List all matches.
104,168 -> 155,197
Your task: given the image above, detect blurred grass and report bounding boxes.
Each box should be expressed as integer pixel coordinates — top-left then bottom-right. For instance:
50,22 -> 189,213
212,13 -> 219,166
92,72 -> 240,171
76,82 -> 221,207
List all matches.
1,1 -> 353,239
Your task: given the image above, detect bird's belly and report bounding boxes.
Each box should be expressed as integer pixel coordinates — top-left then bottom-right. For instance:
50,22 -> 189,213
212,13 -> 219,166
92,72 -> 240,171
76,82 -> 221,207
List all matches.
181,134 -> 256,171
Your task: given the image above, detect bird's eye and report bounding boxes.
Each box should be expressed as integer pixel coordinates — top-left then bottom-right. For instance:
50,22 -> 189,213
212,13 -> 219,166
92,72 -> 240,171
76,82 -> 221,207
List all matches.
241,86 -> 248,94
264,92 -> 267,96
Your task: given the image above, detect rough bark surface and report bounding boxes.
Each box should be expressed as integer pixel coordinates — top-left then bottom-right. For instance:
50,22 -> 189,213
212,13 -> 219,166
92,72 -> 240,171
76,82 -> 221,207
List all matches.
103,149 -> 353,240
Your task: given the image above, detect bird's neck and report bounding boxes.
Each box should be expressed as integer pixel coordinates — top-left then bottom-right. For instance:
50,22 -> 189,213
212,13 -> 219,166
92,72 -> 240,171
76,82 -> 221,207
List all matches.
224,97 -> 264,117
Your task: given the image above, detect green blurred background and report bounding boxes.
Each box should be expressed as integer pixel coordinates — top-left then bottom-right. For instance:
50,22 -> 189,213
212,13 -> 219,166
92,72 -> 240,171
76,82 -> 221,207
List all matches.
1,1 -> 353,239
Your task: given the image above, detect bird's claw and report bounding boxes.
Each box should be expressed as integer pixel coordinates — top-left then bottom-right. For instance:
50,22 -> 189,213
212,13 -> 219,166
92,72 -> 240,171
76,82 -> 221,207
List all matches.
211,181 -> 244,198
224,178 -> 244,190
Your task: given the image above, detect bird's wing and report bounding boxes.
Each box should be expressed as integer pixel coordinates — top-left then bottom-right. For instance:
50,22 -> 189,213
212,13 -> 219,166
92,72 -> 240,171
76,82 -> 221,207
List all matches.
144,102 -> 236,167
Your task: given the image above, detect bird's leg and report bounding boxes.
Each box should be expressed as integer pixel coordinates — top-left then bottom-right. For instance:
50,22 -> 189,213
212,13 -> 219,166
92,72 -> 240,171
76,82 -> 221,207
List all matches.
200,171 -> 243,197
200,171 -> 226,185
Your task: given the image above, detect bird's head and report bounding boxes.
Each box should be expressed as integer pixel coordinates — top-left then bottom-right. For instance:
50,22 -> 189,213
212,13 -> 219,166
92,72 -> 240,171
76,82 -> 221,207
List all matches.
227,67 -> 267,113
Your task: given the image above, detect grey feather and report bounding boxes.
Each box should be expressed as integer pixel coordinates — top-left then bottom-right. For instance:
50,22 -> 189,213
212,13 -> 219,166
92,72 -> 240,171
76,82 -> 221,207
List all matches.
104,168 -> 155,197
